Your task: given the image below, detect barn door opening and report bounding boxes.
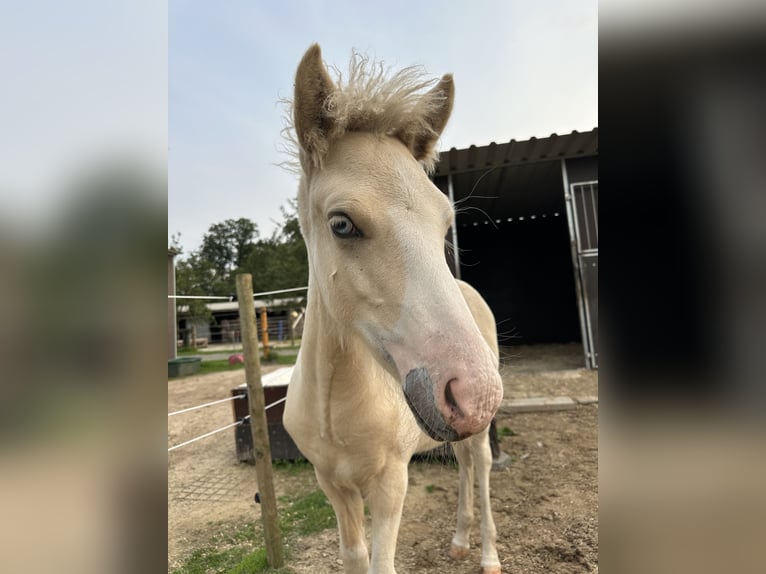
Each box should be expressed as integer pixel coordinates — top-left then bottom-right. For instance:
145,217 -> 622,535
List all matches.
565,180 -> 599,368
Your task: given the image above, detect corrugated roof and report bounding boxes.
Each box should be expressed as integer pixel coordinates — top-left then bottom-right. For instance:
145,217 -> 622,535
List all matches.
433,128 -> 598,176
177,296 -> 305,315
431,128 -> 598,227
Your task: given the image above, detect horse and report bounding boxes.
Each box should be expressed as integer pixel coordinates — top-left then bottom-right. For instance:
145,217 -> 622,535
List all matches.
282,44 -> 504,574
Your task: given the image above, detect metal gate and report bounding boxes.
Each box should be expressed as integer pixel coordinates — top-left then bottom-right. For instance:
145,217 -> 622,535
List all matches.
565,180 -> 598,368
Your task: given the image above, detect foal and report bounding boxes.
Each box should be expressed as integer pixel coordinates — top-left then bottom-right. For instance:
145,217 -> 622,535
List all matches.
283,44 -> 504,574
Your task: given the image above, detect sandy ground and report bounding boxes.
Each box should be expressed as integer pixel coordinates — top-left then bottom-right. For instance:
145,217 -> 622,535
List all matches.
168,343 -> 598,573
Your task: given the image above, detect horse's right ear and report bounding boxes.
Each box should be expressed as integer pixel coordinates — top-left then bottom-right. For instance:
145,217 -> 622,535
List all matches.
294,44 -> 336,160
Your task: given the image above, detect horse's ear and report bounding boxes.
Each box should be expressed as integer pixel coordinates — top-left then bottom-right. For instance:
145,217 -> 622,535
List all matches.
405,74 -> 454,163
294,44 -> 336,158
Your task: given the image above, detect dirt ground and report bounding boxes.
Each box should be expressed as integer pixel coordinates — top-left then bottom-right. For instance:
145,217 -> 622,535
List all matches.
168,343 -> 598,573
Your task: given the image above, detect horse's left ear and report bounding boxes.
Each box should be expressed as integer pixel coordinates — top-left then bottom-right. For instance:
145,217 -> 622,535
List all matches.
401,74 -> 454,163
294,44 -> 337,162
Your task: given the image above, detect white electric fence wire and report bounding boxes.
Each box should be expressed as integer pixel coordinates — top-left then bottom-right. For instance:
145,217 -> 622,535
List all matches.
168,420 -> 243,452
264,396 -> 287,411
169,286 -> 308,300
168,395 -> 246,417
168,295 -> 232,300
167,396 -> 287,452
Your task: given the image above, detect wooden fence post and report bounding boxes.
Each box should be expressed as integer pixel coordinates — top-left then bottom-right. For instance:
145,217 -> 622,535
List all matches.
235,274 -> 284,568
260,307 -> 270,360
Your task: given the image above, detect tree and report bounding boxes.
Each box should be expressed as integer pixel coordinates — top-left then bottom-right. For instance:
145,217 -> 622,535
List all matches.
171,220 -> 258,344
198,218 -> 259,295
243,200 -> 308,294
171,234 -> 214,341
174,204 -> 307,316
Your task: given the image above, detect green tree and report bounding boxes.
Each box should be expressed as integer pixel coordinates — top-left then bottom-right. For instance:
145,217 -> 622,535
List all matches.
171,234 -> 214,344
196,218 -> 259,295
171,219 -> 259,345
175,252 -> 215,313
174,204 -> 307,314
244,200 -> 308,294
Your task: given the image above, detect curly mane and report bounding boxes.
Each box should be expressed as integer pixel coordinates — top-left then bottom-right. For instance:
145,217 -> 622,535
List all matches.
282,50 -> 448,174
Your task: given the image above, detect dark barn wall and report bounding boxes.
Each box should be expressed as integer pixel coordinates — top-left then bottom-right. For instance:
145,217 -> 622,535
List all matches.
565,155 -> 599,184
437,146 -> 597,348
458,213 -> 582,345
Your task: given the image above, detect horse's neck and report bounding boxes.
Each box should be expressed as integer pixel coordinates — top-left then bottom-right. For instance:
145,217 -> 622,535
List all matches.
296,286 -> 382,439
302,287 -> 375,375
296,285 -> 439,454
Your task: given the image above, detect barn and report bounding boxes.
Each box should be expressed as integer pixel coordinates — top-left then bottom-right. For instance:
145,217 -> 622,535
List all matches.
432,128 -> 598,368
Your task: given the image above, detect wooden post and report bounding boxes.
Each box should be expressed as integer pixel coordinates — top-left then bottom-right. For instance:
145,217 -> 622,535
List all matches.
235,274 -> 284,568
260,307 -> 269,360
289,310 -> 297,347
191,325 -> 197,349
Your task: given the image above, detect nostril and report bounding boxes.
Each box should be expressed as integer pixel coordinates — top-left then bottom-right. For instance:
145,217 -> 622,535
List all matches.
444,378 -> 463,417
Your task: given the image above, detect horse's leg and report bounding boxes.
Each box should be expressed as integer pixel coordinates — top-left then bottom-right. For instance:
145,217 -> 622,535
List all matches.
450,437 -> 475,560
450,429 -> 502,573
366,461 -> 409,574
315,470 -> 369,574
473,429 -> 501,574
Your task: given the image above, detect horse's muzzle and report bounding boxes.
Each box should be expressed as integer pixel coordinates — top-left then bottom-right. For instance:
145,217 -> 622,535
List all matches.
403,367 -> 460,442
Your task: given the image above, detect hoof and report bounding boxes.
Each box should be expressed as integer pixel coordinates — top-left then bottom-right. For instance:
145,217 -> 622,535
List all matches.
481,567 -> 502,574
448,543 -> 470,560
491,451 -> 512,471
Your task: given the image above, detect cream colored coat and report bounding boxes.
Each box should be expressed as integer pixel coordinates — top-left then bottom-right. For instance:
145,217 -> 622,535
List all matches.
283,44 -> 503,574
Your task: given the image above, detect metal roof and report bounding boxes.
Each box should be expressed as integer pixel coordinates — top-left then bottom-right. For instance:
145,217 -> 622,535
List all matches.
433,128 -> 598,176
431,128 -> 598,226
177,296 -> 305,315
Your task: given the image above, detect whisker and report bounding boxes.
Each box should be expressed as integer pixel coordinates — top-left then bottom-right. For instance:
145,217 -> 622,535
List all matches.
459,260 -> 482,268
453,194 -> 498,206
444,239 -> 471,256
452,166 -> 500,207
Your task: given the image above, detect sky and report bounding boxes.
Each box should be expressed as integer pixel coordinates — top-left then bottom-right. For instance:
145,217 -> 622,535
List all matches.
168,0 -> 598,253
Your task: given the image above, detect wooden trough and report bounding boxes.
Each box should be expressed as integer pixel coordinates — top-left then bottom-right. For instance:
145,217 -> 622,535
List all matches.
232,366 -> 304,463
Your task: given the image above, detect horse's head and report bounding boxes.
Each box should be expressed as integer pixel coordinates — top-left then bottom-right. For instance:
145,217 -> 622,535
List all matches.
291,44 -> 502,441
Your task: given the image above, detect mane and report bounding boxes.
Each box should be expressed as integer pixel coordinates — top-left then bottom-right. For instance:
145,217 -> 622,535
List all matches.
280,50 -> 447,174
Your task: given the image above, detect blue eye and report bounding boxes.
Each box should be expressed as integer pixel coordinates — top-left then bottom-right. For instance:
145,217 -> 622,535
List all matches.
329,214 -> 362,238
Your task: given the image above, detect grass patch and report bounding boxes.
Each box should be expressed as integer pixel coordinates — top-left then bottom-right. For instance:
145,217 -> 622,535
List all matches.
171,521 -> 257,574
178,344 -> 301,357
173,546 -> 294,574
498,426 -> 517,438
226,548 -> 269,573
198,359 -> 245,374
272,459 -> 312,476
270,353 -> 297,365
279,489 -> 336,536
425,484 -> 436,494
173,488 -> 334,574
172,544 -> 252,574
178,348 -> 241,356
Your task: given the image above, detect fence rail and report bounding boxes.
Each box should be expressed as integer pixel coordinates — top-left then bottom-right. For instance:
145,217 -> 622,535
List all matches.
167,389 -> 288,452
176,320 -> 300,348
168,395 -> 246,417
168,286 -> 308,300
